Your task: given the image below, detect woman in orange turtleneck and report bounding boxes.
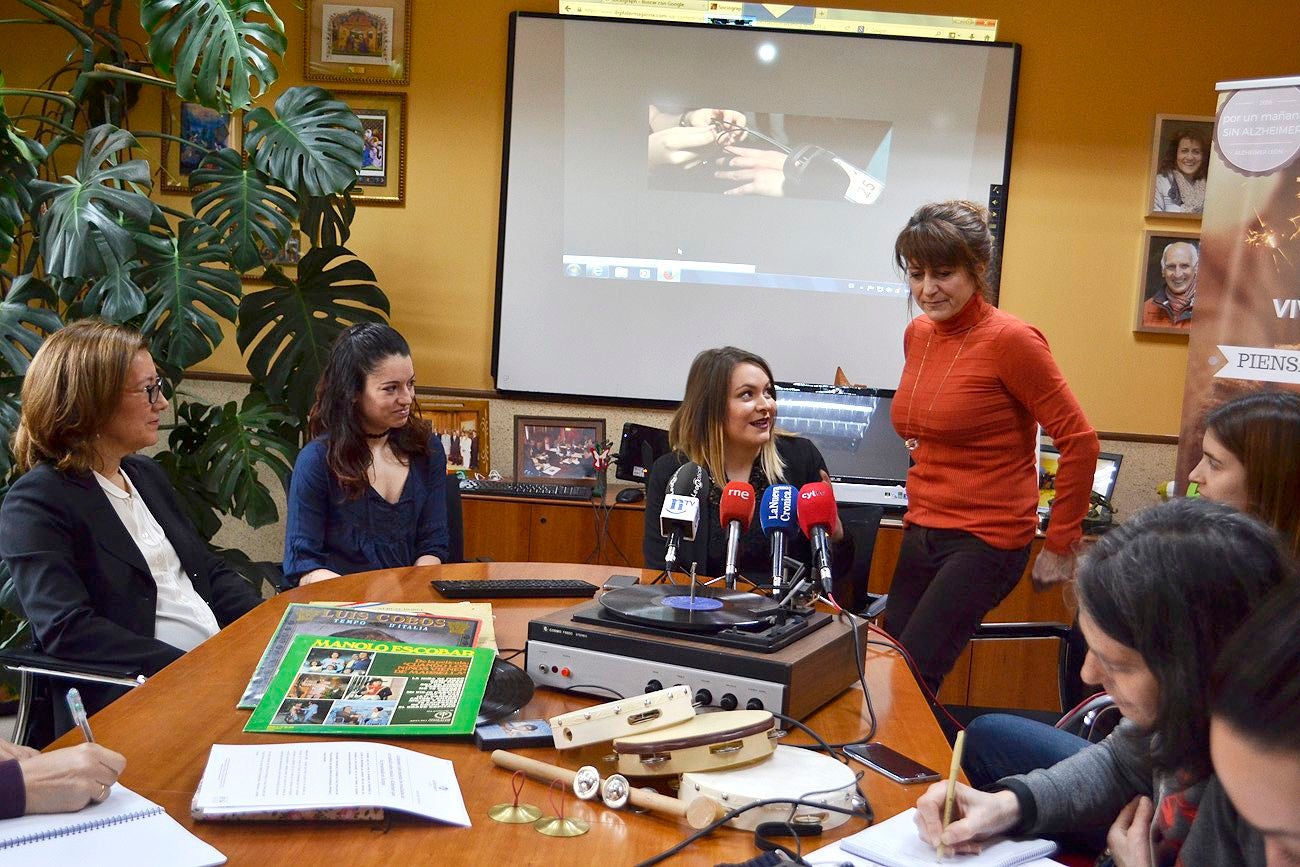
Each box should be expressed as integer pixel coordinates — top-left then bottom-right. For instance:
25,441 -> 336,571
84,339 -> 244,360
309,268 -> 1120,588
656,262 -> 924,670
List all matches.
885,201 -> 1099,694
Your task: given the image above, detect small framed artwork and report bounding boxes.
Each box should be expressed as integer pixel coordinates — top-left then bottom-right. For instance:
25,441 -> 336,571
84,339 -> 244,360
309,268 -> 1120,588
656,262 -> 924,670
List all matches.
1146,114 -> 1214,219
243,231 -> 304,284
334,90 -> 406,206
1135,229 -> 1199,335
419,397 -> 490,477
513,416 -> 607,485
160,94 -> 237,193
304,0 -> 412,85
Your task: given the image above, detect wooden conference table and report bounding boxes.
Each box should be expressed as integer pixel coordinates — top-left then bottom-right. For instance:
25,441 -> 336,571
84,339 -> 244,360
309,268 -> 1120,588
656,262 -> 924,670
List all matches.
52,562 -> 957,865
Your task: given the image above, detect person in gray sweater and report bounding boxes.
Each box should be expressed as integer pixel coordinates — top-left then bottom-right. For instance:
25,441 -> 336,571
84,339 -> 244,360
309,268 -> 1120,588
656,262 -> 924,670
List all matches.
913,499 -> 1292,866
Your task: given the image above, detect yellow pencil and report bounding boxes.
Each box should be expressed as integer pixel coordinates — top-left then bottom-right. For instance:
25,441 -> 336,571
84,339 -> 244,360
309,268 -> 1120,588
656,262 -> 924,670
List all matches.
938,729 -> 966,860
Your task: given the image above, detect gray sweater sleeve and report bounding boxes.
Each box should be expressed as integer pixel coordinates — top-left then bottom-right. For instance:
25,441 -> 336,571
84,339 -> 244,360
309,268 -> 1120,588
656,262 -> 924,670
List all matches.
1004,719 -> 1153,834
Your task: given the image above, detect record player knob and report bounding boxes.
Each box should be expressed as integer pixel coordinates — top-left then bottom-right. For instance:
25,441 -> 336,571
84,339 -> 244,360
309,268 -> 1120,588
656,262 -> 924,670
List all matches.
719,693 -> 738,711
746,698 -> 764,711
645,679 -> 663,693
694,689 -> 713,707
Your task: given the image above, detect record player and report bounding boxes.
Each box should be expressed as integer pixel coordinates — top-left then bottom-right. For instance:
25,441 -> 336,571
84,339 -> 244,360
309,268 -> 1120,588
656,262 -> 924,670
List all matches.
525,582 -> 869,719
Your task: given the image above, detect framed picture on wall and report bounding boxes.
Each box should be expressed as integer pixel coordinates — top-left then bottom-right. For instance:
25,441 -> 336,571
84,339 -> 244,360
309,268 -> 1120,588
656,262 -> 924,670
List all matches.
419,397 -> 490,477
1135,229 -> 1199,335
334,90 -> 406,206
1146,114 -> 1213,218
304,0 -> 412,85
513,416 -> 606,485
244,230 -> 304,284
160,94 -> 237,193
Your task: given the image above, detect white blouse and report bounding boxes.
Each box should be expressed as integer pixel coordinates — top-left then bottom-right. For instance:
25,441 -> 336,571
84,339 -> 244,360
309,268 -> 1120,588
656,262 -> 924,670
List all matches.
94,469 -> 219,651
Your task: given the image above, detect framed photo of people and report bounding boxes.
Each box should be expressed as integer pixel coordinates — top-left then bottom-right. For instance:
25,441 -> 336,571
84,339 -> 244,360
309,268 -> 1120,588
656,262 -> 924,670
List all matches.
1135,229 -> 1199,335
304,0 -> 412,85
1146,114 -> 1213,219
418,397 -> 490,477
160,94 -> 237,194
513,416 -> 606,485
244,231 -> 304,284
333,90 -> 406,206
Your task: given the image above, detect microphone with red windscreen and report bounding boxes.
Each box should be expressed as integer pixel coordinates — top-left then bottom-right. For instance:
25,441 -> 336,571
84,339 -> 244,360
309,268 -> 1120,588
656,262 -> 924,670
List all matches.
719,481 -> 756,586
797,482 -> 839,595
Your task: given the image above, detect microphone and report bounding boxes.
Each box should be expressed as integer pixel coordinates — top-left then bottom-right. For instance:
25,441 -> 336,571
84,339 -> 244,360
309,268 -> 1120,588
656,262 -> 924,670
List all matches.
659,462 -> 708,572
719,481 -> 756,587
797,482 -> 839,595
758,484 -> 797,592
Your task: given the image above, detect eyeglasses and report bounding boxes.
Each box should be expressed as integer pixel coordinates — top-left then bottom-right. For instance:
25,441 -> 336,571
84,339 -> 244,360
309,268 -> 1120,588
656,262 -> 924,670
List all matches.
136,376 -> 165,406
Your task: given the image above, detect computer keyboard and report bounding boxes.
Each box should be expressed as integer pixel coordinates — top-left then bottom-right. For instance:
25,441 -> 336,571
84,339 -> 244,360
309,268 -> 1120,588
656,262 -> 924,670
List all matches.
431,578 -> 600,599
458,478 -> 593,502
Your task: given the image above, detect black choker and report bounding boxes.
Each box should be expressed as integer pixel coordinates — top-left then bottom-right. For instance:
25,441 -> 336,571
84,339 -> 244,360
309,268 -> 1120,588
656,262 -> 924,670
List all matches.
365,430 -> 390,439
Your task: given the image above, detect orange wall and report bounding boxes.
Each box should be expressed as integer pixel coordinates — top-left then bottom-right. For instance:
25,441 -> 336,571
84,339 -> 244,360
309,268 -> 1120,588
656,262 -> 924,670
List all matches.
9,2 -> 1300,435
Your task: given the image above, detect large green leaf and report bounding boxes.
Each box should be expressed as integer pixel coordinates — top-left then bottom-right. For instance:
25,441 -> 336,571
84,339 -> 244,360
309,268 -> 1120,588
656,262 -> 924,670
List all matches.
237,245 -> 388,422
190,147 -> 297,272
0,282 -> 63,375
194,392 -> 297,528
80,235 -> 147,322
135,218 -> 241,369
140,0 -> 286,112
299,183 -> 356,248
156,399 -> 227,540
243,86 -> 363,197
0,375 -> 23,480
0,77 -> 46,264
27,125 -> 157,281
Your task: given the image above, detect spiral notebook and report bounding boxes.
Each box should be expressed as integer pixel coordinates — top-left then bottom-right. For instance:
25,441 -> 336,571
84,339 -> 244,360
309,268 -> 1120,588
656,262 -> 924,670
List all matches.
0,784 -> 225,866
836,808 -> 1058,867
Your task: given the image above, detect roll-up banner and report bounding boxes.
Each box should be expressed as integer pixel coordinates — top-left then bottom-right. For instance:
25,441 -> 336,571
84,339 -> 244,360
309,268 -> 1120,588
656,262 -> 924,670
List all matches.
1174,74 -> 1300,491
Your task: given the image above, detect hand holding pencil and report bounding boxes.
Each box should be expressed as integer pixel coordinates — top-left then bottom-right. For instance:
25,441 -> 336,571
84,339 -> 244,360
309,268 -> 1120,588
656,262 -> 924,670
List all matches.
912,734 -> 1021,857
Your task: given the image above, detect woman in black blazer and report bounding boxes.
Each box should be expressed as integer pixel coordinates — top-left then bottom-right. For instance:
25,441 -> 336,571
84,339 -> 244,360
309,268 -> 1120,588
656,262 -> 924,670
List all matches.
0,320 -> 263,718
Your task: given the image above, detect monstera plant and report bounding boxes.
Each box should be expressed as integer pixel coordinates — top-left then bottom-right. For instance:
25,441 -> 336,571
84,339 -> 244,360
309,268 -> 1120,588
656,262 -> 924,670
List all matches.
0,0 -> 393,600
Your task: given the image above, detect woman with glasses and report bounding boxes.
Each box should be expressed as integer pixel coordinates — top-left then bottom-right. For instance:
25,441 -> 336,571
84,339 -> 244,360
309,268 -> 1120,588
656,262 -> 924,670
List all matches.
282,323 -> 448,585
0,320 -> 264,722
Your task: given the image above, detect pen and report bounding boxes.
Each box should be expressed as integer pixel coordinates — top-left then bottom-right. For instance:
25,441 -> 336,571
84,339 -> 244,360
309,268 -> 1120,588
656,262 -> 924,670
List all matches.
937,729 -> 966,860
66,688 -> 95,743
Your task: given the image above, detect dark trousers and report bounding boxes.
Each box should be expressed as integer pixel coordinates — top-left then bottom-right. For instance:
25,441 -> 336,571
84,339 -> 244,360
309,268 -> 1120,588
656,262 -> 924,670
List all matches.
884,525 -> 1031,694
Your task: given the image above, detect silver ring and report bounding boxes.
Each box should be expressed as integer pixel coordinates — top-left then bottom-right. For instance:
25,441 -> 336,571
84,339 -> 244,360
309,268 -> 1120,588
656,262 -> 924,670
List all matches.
99,783 -> 110,801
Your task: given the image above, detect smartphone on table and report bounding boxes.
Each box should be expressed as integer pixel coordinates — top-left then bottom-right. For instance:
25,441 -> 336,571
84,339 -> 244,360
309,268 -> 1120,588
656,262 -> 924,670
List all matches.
843,742 -> 942,784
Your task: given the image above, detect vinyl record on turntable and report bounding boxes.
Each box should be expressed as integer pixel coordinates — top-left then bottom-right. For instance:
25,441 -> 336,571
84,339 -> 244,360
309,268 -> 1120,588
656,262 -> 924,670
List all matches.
599,584 -> 780,631
477,658 -> 535,723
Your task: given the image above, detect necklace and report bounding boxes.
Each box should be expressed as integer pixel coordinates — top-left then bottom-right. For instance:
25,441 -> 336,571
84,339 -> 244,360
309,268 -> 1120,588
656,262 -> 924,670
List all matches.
901,313 -> 987,451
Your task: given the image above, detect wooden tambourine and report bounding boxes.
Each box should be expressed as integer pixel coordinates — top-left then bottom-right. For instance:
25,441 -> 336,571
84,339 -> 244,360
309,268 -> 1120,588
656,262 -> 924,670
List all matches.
678,745 -> 859,831
549,685 -> 695,748
611,710 -> 777,777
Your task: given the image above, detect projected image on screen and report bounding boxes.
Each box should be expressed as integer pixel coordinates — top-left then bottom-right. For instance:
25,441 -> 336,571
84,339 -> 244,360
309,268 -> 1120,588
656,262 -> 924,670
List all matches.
496,14 -> 1019,400
646,105 -> 890,205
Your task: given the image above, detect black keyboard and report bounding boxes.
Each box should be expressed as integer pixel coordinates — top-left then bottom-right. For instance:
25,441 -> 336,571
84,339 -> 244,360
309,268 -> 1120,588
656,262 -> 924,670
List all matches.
458,478 -> 592,502
431,579 -> 600,599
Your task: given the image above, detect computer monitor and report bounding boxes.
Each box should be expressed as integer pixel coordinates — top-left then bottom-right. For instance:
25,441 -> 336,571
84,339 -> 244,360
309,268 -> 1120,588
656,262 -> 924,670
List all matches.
614,422 -> 672,483
773,382 -> 911,508
1038,445 -> 1123,512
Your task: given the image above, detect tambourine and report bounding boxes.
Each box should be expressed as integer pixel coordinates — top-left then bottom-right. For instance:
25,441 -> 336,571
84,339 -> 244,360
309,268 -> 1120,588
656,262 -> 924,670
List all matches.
678,745 -> 859,831
611,710 -> 776,777
549,685 -> 695,749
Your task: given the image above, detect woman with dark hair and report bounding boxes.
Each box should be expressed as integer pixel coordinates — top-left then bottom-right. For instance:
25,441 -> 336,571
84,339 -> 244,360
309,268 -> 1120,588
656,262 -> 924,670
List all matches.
283,323 -> 448,585
918,499 -> 1289,866
1153,127 -> 1211,214
1189,389 -> 1300,557
0,320 -> 264,721
886,200 -> 1098,693
642,346 -> 852,582
1210,581 -> 1300,866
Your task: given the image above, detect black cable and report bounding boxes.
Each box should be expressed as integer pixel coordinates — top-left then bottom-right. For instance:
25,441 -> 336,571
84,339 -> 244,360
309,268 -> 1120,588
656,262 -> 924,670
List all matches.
562,683 -> 625,700
496,647 -> 525,662
633,796 -> 872,867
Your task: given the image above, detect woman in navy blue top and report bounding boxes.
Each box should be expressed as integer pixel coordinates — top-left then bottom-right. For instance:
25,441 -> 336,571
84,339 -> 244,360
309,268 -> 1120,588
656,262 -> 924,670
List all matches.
284,324 -> 449,585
